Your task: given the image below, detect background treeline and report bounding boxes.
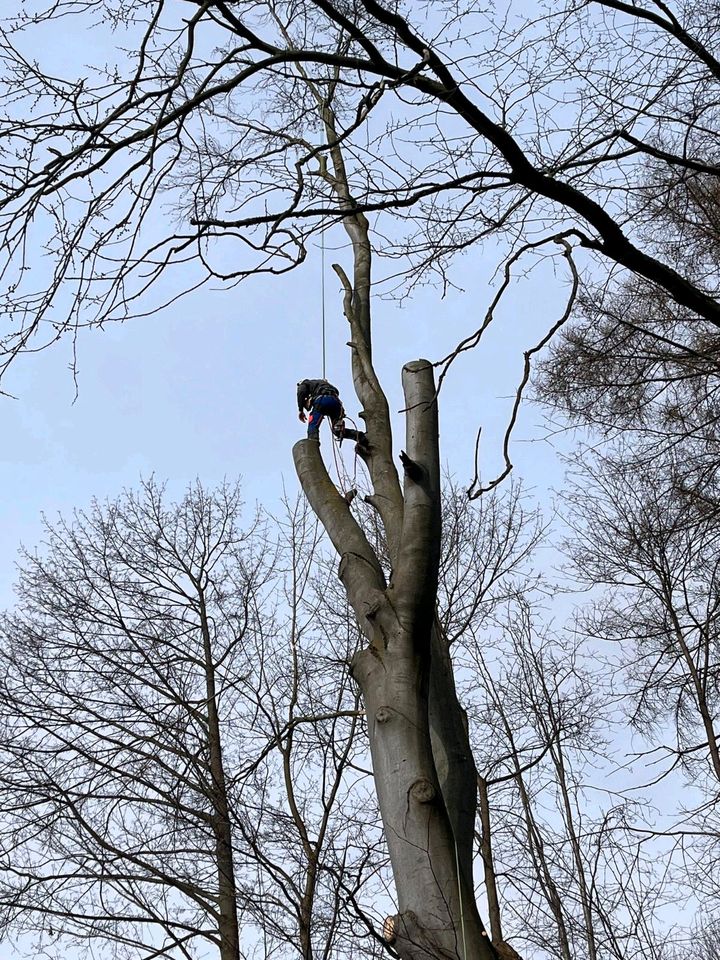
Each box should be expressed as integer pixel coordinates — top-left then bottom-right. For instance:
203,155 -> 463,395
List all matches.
1,465 -> 718,959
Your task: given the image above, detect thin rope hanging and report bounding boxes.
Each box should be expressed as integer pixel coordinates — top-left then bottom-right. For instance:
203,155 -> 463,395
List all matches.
321,228 -> 327,380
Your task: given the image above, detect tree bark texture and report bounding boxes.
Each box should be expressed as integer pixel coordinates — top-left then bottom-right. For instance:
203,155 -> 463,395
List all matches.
478,775 -> 502,945
293,364 -> 494,959
293,99 -> 496,958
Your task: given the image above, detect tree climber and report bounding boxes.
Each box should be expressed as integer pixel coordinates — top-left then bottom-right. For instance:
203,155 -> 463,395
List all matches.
297,378 -> 345,441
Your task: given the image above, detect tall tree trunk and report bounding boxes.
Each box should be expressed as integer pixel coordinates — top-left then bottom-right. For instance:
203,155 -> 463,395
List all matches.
292,97 -> 497,959
200,594 -> 241,960
294,363 -> 494,959
477,775 -> 502,945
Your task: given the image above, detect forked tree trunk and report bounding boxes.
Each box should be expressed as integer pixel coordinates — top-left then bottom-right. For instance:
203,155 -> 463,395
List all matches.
292,98 -> 499,959
293,364 -> 494,959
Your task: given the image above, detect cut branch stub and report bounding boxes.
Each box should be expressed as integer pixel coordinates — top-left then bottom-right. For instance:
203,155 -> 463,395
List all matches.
392,360 -> 442,632
399,450 -> 425,483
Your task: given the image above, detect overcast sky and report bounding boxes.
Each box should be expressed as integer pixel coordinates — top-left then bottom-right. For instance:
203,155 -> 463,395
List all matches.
0,212 -> 573,610
0,8 -> 580,957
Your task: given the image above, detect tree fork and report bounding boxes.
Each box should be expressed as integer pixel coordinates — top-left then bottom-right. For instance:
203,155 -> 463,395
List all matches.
295,361 -> 495,960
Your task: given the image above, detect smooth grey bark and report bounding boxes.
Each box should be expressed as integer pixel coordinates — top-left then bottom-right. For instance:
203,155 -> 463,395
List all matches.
293,363 -> 494,960
321,104 -> 480,887
292,98 -> 498,960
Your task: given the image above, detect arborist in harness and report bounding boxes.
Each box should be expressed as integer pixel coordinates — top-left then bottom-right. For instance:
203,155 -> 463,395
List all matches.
297,378 -> 345,441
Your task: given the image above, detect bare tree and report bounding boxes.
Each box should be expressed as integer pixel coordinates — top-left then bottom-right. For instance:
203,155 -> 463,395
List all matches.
524,38 -> 720,948
0,480 -> 382,960
564,450 -> 720,795
1,467 -> 702,960
449,587 -> 687,960
0,466 -> 565,960
0,0 -> 718,386
425,482 -> 676,960
4,5 -> 720,955
512,445 -> 720,942
537,166 -> 720,479
234,492 -> 388,960
0,479 -> 259,959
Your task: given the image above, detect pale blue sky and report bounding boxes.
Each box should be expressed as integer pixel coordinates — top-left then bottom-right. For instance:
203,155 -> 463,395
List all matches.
0,8 -> 579,957
0,0 -> 579,613
3,2 -> 717,957
0,221 -> 572,610
0,203 -> 576,960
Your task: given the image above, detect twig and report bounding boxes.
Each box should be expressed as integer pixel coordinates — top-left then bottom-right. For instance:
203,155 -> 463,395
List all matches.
465,236 -> 581,499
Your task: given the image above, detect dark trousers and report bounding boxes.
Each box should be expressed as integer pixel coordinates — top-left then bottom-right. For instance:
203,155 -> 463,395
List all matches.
307,395 -> 343,437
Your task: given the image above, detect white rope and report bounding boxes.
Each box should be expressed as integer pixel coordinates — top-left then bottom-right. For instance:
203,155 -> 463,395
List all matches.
321,229 -> 326,380
454,837 -> 468,960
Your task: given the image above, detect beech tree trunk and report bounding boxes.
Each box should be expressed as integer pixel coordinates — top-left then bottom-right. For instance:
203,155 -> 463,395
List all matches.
294,366 -> 493,960
292,103 -> 496,954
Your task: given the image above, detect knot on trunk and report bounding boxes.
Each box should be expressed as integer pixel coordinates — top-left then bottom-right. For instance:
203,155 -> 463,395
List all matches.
364,596 -> 382,620
375,706 -> 394,724
409,777 -> 436,803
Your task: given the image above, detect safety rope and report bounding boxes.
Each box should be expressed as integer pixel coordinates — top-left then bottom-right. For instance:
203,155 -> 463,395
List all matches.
330,429 -> 345,487
328,415 -> 362,500
321,230 -> 327,380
